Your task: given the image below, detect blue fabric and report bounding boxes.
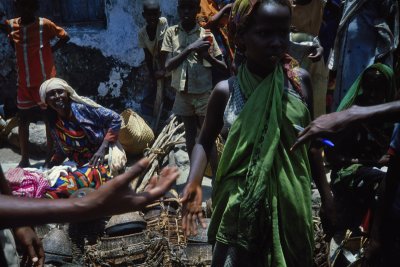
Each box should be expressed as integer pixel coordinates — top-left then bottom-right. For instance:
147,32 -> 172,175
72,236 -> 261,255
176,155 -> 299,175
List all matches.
332,0 -> 396,109
390,123 -> 400,154
51,102 -> 121,160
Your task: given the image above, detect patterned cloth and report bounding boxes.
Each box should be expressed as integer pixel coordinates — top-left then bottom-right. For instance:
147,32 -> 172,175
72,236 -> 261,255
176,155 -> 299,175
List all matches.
5,168 -> 50,198
50,102 -> 121,165
45,164 -> 111,199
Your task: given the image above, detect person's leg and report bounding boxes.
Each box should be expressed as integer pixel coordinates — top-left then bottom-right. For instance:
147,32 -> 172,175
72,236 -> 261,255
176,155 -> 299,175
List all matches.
17,109 -> 30,167
41,110 -> 53,164
181,115 -> 198,159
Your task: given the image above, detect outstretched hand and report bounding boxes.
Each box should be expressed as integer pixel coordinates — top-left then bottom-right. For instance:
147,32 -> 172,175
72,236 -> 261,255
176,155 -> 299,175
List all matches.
181,182 -> 206,236
14,227 -> 45,267
89,145 -> 107,168
83,158 -> 180,216
291,109 -> 356,150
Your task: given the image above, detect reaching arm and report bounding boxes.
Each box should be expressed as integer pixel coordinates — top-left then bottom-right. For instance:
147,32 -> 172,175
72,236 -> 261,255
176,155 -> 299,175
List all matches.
292,101 -> 400,150
204,3 -> 232,29
0,158 -> 179,229
181,80 -> 230,236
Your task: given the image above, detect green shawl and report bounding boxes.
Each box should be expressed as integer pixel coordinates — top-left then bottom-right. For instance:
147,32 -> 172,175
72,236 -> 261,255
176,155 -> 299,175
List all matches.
209,63 -> 313,267
337,63 -> 396,112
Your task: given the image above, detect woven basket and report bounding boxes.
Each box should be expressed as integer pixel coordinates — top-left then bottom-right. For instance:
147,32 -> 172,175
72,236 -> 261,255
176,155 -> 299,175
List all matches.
118,109 -> 155,155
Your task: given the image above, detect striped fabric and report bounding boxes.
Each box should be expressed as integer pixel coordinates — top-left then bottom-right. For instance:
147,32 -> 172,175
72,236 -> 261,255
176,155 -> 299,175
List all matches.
7,17 -> 67,109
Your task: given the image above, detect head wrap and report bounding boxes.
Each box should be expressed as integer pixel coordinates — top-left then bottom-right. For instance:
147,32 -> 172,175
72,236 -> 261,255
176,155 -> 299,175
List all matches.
39,78 -> 101,109
337,63 -> 397,111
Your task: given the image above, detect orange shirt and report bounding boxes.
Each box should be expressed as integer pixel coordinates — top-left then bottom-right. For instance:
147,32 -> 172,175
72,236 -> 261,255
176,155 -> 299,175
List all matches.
7,17 -> 67,89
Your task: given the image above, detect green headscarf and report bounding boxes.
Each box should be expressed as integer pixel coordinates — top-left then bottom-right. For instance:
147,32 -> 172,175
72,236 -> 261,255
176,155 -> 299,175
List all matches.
337,63 -> 396,112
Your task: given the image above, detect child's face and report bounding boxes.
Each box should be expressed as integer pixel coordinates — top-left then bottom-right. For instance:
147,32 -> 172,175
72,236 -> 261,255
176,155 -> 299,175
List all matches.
242,3 -> 291,67
142,7 -> 161,28
359,69 -> 389,106
178,0 -> 200,24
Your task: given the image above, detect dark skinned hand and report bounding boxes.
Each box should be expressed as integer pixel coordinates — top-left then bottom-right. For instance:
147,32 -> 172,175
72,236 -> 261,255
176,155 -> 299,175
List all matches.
89,145 -> 107,168
188,37 -> 211,53
180,181 -> 206,236
14,226 -> 45,267
308,45 -> 323,62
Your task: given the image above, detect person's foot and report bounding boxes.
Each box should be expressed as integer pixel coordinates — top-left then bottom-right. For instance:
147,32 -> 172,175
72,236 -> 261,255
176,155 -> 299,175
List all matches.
17,158 -> 31,168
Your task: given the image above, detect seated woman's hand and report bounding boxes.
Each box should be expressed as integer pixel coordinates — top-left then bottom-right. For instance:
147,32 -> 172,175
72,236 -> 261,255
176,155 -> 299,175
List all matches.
180,182 -> 206,236
89,145 -> 107,168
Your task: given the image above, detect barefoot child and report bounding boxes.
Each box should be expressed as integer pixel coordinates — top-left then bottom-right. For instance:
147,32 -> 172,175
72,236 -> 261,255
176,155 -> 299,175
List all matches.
5,0 -> 70,167
181,0 -> 335,266
160,0 -> 227,161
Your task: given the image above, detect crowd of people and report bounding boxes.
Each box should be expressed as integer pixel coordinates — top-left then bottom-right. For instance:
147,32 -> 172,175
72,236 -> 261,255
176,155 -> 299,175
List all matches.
0,0 -> 400,266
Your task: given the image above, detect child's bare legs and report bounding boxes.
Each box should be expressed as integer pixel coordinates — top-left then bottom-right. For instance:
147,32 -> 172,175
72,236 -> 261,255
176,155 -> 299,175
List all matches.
181,115 -> 218,177
18,110 -> 31,167
181,115 -> 197,158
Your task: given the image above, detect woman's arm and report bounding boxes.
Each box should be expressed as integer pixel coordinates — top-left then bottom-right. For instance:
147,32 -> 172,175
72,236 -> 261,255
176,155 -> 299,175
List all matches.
181,80 -> 230,236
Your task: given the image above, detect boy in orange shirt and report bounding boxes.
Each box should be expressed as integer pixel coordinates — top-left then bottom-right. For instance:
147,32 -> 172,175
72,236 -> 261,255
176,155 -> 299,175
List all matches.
4,0 -> 70,167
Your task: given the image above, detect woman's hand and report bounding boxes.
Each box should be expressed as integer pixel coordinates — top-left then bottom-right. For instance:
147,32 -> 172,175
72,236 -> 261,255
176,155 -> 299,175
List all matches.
181,182 -> 206,236
89,144 -> 107,168
14,227 -> 45,267
308,44 -> 323,62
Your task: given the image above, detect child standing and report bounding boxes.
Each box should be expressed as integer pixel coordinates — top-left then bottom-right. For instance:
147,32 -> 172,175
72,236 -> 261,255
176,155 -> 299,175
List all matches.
160,0 -> 226,160
138,0 -> 170,120
6,0 -> 70,167
181,0 -> 335,266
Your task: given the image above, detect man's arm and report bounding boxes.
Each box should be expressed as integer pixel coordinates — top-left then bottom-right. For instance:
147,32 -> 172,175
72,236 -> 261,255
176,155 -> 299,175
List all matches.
0,158 -> 179,229
292,101 -> 400,150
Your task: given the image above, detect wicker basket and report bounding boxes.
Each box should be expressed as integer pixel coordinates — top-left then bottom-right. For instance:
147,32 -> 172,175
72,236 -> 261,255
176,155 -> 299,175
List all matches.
118,109 -> 155,155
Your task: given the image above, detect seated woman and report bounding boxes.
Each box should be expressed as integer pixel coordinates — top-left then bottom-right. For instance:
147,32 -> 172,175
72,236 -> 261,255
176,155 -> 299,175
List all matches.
39,78 -> 124,199
326,63 -> 397,231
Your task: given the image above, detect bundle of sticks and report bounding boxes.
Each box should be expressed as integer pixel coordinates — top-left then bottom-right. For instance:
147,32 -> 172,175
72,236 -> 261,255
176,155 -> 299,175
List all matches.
134,115 -> 185,192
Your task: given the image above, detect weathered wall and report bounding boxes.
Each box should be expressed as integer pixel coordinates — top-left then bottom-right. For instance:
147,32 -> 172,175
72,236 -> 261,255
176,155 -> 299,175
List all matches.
0,0 -> 179,114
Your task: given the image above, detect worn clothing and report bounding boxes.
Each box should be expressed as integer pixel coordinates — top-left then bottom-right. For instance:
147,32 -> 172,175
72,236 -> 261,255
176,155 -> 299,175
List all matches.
50,102 -> 121,165
7,17 -> 67,108
329,0 -> 399,109
209,59 -> 313,267
172,91 -> 210,117
161,24 -> 222,93
138,17 -> 169,68
16,85 -> 42,110
337,63 -> 396,112
291,0 -> 328,118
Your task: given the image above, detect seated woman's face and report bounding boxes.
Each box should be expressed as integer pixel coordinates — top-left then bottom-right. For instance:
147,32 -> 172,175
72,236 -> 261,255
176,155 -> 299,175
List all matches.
46,89 -> 69,113
359,69 -> 389,106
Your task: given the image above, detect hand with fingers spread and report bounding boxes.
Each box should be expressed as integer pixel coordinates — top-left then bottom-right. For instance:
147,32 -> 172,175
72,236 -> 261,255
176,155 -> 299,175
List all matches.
14,226 -> 45,267
188,37 -> 211,53
84,158 -> 180,215
181,181 -> 206,236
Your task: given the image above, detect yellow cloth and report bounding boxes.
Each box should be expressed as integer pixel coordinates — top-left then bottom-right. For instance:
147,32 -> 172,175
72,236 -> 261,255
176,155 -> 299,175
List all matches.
161,24 -> 222,93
